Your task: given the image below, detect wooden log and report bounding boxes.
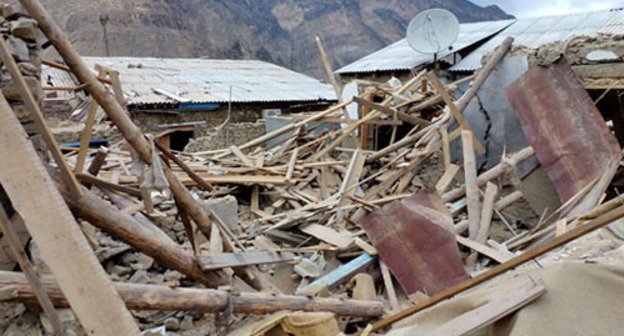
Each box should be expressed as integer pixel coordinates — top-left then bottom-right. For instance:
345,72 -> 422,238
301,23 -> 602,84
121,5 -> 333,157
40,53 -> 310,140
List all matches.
154,140 -> 212,192
362,203 -> 624,334
54,173 -> 230,288
0,95 -> 140,335
0,271 -> 384,317
75,173 -> 141,198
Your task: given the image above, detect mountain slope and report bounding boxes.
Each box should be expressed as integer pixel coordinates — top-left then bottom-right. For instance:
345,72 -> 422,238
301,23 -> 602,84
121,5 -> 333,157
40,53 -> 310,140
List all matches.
27,0 -> 511,78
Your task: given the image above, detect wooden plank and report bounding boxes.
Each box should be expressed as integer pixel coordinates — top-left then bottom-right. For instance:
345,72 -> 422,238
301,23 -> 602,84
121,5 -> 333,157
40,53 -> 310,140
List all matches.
74,98 -> 100,173
229,145 -> 255,167
315,36 -> 350,121
555,219 -> 568,237
441,128 -> 451,170
435,164 -> 460,193
0,208 -> 66,336
285,147 -> 299,181
467,182 -> 499,267
209,224 -> 224,254
427,278 -> 546,336
180,174 -> 294,186
462,130 -> 481,242
0,37 -> 83,199
296,253 -> 376,295
300,224 -> 353,249
455,236 -> 510,263
0,94 -> 139,335
380,261 -> 400,312
337,149 -> 365,208
197,251 -> 296,271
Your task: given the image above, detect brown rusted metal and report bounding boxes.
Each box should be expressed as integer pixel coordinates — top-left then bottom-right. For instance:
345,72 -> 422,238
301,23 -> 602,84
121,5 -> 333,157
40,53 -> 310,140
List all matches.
507,57 -> 621,202
359,191 -> 468,296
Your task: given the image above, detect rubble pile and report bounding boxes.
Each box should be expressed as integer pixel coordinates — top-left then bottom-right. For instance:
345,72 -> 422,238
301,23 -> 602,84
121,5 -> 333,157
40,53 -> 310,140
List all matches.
1,2 -> 624,336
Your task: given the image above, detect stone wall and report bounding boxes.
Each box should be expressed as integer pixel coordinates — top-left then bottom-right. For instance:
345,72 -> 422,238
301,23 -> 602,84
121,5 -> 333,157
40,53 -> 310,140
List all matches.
130,106 -> 261,133
0,4 -> 45,157
184,120 -> 266,152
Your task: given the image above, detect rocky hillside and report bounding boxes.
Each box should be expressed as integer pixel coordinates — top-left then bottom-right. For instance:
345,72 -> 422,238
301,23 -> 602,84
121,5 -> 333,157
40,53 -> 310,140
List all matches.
20,0 -> 511,78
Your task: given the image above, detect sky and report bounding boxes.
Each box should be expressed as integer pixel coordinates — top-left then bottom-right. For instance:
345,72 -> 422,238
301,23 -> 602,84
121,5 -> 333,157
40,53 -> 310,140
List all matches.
470,0 -> 623,18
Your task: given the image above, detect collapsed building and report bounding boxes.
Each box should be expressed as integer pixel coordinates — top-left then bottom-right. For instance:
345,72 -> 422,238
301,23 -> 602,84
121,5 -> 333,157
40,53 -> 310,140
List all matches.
2,1 -> 624,336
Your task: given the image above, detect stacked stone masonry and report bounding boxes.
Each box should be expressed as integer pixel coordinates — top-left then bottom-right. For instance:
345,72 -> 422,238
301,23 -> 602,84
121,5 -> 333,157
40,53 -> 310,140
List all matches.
0,4 -> 45,156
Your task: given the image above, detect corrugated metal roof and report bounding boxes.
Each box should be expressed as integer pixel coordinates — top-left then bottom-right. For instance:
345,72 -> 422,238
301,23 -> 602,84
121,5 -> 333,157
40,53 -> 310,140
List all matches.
451,8 -> 624,72
41,65 -> 79,99
43,58 -> 336,106
335,19 -> 515,75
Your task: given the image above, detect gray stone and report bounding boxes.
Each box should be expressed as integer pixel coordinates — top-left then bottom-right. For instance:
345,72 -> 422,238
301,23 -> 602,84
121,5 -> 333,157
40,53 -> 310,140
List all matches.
0,4 -> 13,18
179,316 -> 193,331
130,253 -> 154,271
202,195 -> 239,232
129,270 -> 151,283
18,62 -> 39,76
40,309 -> 78,336
6,35 -> 29,62
10,18 -> 38,40
164,317 -> 180,331
2,76 -> 42,102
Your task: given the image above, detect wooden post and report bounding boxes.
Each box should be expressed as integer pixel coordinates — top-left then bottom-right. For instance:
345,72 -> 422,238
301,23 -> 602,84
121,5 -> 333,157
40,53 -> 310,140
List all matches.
315,36 -> 350,121
74,98 -> 99,173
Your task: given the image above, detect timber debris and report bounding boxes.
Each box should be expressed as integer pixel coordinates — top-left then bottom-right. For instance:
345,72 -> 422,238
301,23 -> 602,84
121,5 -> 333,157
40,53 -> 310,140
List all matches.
1,2 -> 624,336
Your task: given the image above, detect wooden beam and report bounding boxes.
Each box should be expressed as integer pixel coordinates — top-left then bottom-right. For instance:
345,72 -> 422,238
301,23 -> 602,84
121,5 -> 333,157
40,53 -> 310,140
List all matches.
467,182 -> 498,267
0,271 -> 384,317
362,203 -> 624,334
0,94 -> 140,335
436,164 -> 460,193
441,128 -> 451,170
315,36 -> 350,121
75,173 -> 141,198
154,140 -> 213,192
462,130 -> 481,242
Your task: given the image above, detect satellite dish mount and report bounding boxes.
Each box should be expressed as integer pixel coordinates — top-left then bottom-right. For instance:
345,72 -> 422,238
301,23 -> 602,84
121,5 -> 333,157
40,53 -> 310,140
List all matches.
406,9 -> 460,68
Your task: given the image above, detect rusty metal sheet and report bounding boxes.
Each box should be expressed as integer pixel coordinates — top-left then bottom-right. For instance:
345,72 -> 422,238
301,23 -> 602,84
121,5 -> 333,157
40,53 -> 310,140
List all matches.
507,57 -> 621,203
359,191 -> 468,296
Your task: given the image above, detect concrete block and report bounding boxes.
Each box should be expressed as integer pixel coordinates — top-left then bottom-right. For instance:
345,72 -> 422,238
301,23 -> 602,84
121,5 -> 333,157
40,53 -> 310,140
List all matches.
202,195 -> 239,232
10,18 -> 37,40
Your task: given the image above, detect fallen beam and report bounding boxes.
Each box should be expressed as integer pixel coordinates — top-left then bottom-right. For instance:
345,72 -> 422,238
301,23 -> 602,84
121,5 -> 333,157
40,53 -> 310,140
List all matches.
0,271 -> 384,318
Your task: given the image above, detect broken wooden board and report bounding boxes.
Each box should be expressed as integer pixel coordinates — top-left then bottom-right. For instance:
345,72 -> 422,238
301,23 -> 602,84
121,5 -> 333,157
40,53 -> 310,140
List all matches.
0,96 -> 139,335
300,224 -> 353,249
359,191 -> 468,296
197,251 -> 296,271
296,253 -> 376,296
507,57 -> 621,216
427,277 -> 546,336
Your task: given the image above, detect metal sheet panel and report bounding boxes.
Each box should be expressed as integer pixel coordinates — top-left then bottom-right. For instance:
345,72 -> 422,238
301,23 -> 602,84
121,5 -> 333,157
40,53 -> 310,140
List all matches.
335,19 -> 514,75
359,191 -> 468,296
43,58 -> 336,106
452,8 -> 624,72
506,57 -> 621,203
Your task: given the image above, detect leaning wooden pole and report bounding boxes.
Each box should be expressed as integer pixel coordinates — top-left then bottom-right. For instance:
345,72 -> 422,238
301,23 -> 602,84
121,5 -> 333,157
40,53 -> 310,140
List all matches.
52,173 -> 231,288
362,204 -> 624,334
0,271 -> 384,317
18,0 -> 215,253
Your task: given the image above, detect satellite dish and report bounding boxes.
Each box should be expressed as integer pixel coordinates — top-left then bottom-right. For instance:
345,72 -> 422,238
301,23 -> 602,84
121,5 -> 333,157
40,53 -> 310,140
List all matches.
407,9 -> 460,55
